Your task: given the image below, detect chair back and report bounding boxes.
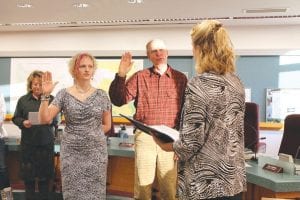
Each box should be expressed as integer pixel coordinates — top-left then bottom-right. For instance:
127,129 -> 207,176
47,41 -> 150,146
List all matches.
278,114 -> 300,158
244,102 -> 259,152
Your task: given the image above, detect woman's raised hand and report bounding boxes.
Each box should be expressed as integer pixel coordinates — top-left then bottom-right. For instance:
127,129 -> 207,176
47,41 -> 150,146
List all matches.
42,71 -> 57,95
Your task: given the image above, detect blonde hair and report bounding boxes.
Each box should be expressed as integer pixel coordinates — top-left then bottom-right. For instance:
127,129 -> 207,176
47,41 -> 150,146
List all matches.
26,70 -> 43,92
191,20 -> 235,75
69,52 -> 97,78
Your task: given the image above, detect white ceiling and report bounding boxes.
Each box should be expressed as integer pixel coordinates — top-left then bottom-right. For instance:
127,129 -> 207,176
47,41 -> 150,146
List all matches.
1,0 -> 300,31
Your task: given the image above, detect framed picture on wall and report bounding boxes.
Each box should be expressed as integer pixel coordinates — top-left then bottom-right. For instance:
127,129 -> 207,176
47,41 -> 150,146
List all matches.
266,88 -> 300,122
245,88 -> 251,102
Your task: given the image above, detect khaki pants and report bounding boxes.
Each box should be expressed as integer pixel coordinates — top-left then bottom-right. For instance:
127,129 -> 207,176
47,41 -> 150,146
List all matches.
134,130 -> 177,200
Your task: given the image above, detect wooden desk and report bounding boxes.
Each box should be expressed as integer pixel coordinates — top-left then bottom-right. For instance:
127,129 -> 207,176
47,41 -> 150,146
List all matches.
6,138 -> 300,200
107,156 -> 134,196
245,182 -> 300,199
245,161 -> 300,200
5,144 -> 61,190
5,137 -> 136,197
106,137 -> 135,197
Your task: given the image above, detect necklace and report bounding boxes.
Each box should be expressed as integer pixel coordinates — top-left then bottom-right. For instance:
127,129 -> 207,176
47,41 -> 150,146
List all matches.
75,85 -> 92,95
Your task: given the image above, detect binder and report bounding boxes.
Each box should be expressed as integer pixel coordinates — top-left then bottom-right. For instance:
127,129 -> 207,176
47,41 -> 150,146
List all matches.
120,114 -> 179,143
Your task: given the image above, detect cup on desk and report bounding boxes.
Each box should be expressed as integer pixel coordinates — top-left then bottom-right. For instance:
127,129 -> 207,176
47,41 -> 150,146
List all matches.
121,132 -> 129,144
55,128 -> 63,144
107,137 -> 111,146
15,138 -> 21,144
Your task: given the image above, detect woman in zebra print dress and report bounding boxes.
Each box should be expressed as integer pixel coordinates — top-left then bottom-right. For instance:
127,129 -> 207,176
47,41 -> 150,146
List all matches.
153,20 -> 246,200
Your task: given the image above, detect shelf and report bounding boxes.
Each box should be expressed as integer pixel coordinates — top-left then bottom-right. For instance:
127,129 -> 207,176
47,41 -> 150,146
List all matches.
259,122 -> 283,130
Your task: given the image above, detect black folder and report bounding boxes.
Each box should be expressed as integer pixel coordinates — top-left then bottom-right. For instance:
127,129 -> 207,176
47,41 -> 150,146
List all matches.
120,114 -> 179,143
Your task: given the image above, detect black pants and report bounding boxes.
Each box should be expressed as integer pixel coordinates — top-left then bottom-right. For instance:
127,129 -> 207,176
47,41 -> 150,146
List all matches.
20,144 -> 54,180
0,171 -> 10,190
20,143 -> 54,200
25,179 -> 51,200
0,139 -> 10,190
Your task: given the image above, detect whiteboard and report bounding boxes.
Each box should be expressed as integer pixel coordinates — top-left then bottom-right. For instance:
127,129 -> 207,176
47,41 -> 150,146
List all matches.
10,58 -> 143,116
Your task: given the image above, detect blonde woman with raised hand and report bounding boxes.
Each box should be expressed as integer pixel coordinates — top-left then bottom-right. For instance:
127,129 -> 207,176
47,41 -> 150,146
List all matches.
39,53 -> 112,200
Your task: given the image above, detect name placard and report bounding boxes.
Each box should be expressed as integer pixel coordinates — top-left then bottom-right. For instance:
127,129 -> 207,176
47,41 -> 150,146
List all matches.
263,163 -> 283,173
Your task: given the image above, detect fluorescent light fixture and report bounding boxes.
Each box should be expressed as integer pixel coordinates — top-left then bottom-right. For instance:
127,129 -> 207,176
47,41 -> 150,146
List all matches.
10,22 -> 70,26
73,3 -> 89,8
17,3 -> 33,8
243,8 -> 289,14
128,0 -> 143,4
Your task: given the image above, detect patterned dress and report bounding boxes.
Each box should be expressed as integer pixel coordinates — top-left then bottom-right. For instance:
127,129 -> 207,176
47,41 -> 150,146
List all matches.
173,72 -> 246,199
51,88 -> 111,200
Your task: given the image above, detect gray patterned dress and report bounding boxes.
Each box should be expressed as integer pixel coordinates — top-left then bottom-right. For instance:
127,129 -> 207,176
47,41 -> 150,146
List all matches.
51,88 -> 111,200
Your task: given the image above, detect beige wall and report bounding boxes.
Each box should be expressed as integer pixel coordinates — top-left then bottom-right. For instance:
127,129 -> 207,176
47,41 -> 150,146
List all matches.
0,25 -> 299,57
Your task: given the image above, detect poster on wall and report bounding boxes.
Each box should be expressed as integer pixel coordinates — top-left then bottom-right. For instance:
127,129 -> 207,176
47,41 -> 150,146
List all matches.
266,88 -> 300,122
10,58 -> 143,116
245,88 -> 251,102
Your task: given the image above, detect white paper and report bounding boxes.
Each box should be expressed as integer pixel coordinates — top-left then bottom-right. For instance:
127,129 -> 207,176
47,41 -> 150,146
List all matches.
245,162 -> 252,168
119,114 -> 179,142
245,88 -> 251,102
28,112 -> 40,125
150,125 -> 179,141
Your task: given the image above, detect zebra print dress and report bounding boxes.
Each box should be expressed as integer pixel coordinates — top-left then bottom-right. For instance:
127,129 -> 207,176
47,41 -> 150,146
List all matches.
173,72 -> 246,200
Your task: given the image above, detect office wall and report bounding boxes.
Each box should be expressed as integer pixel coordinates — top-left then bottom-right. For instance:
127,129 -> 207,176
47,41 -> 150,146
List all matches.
1,55 -> 299,121
0,58 -> 11,110
0,56 -> 195,114
0,25 -> 300,57
0,24 -> 300,120
237,56 -> 280,121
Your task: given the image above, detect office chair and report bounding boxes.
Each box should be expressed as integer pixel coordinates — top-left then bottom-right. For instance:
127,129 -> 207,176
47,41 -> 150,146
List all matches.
244,102 -> 260,152
278,114 -> 300,158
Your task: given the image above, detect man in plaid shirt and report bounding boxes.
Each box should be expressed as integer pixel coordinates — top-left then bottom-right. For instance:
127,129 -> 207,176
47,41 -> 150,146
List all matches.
109,39 -> 187,200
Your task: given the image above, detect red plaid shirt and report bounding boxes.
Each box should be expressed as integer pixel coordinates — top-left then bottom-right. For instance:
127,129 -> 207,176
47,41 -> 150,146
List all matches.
109,65 -> 187,128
